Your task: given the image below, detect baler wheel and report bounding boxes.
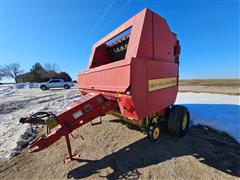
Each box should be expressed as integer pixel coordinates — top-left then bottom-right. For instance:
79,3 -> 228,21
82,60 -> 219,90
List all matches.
168,105 -> 190,137
148,124 -> 161,142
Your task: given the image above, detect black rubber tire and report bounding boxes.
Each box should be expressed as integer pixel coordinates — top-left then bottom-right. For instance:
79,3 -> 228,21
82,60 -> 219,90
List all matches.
64,84 -> 70,89
168,105 -> 190,137
148,123 -> 161,142
40,85 -> 47,91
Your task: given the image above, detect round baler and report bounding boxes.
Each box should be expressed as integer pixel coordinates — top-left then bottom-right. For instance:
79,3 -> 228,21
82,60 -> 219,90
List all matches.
78,8 -> 189,141
20,8 -> 190,163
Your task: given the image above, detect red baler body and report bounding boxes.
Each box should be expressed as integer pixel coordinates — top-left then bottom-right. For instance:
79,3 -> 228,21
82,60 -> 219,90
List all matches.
25,8 -> 181,162
78,8 -> 180,120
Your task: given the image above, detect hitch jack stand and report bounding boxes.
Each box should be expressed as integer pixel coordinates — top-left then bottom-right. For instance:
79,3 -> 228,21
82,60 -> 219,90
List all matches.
64,134 -> 80,163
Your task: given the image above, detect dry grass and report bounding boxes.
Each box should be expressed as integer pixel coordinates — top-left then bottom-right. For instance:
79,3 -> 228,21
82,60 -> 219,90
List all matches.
179,79 -> 240,95
179,79 -> 240,87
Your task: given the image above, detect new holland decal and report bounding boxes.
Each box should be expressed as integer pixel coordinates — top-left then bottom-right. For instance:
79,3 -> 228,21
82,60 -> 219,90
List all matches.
149,77 -> 177,92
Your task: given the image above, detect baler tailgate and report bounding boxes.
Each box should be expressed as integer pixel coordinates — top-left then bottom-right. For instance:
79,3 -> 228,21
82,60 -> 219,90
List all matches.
26,93 -> 113,162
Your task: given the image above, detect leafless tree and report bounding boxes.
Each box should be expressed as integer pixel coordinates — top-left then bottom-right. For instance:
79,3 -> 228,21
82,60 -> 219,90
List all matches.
44,63 -> 59,79
2,63 -> 24,83
44,63 -> 59,72
0,66 -> 5,81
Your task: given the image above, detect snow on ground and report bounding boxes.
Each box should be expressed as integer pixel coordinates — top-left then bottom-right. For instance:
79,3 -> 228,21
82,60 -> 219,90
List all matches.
15,82 -> 40,89
0,87 -> 80,160
0,83 -> 40,97
176,93 -> 240,142
0,89 -> 239,160
0,85 -> 16,97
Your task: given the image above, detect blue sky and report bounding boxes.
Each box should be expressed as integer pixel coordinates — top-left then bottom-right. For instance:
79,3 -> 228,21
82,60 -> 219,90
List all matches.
0,0 -> 239,81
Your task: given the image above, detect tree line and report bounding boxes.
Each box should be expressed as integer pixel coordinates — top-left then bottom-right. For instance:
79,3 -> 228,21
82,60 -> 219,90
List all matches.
0,63 -> 72,83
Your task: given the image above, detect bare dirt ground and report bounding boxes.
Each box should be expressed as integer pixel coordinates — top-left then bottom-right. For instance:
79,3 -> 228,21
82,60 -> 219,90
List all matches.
0,116 -> 240,179
0,81 -> 240,180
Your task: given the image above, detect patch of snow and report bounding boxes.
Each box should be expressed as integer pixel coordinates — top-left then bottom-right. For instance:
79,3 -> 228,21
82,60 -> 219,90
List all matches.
176,92 -> 240,142
0,122 -> 35,159
0,83 -> 40,97
40,94 -> 81,115
15,83 -> 39,89
176,92 -> 240,105
0,85 -> 16,97
0,89 -> 80,160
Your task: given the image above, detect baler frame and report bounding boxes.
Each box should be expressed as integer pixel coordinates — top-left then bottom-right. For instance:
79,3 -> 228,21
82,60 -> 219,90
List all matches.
20,8 -> 190,163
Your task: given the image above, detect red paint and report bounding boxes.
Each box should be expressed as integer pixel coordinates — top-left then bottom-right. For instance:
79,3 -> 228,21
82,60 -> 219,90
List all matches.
29,8 -> 181,162
78,8 -> 180,119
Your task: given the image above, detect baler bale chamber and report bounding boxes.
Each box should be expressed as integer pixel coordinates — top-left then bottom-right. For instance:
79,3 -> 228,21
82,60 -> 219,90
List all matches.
20,8 -> 190,163
78,8 -> 189,140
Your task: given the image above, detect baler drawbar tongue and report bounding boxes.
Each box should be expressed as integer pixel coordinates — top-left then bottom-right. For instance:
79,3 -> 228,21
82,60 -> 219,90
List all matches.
20,94 -> 113,163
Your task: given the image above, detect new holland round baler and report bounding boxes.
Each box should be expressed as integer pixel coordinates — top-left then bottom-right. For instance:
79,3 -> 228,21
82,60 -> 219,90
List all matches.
20,8 -> 190,163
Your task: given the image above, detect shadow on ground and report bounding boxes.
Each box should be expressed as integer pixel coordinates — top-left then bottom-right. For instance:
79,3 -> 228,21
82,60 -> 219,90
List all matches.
67,124 -> 240,179
67,104 -> 240,179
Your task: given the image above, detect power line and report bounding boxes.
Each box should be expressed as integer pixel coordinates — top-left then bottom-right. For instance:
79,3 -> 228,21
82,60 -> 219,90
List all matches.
97,0 -> 130,38
92,0 -> 116,32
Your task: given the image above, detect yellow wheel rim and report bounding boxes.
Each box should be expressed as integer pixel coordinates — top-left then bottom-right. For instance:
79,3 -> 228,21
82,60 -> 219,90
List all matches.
153,127 -> 160,140
182,113 -> 188,130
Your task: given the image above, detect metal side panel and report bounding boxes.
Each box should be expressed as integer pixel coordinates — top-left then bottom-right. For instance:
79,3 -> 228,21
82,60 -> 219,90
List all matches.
130,58 -> 148,119
78,59 -> 131,92
147,60 -> 178,114
130,58 -> 178,118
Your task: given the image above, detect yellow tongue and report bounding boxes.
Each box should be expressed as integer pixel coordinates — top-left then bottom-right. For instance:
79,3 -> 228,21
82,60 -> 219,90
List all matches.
46,116 -> 59,130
